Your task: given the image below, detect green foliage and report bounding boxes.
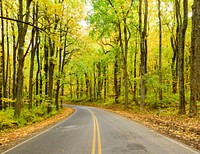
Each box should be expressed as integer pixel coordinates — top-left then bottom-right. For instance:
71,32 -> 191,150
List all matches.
0,104 -> 58,132
0,110 -> 17,130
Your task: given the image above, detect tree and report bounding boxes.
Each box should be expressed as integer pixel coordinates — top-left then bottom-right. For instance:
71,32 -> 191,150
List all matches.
158,0 -> 162,102
15,0 -> 33,118
0,0 -> 3,110
190,0 -> 199,117
175,0 -> 188,114
0,42 -> 2,110
139,0 -> 148,110
28,3 -> 37,110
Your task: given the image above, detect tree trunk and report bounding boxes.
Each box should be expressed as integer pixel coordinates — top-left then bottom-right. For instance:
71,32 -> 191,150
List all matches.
189,0 -> 199,116
44,36 -> 49,96
0,42 -> 2,110
76,77 -> 79,99
175,0 -> 188,114
103,65 -> 107,103
97,62 -> 101,100
93,63 -> 96,101
158,0 -> 162,102
140,0 -> 148,110
48,39 -> 55,104
4,9 -> 10,109
70,72 -> 73,99
36,45 -> 39,106
170,29 -> 178,94
123,17 -> 129,108
85,73 -> 89,98
114,48 -> 119,104
0,0 -> 5,110
133,41 -> 138,105
55,38 -> 62,110
11,23 -> 17,102
28,5 -> 36,110
15,0 -> 32,118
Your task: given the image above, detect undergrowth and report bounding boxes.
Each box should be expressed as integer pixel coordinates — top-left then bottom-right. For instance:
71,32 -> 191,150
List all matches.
0,104 -> 58,132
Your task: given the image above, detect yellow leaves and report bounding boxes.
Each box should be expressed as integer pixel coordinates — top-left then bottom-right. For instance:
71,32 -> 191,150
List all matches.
2,98 -> 16,103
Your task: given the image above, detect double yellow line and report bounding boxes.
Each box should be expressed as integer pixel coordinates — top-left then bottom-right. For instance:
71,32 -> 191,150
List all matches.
88,109 -> 102,154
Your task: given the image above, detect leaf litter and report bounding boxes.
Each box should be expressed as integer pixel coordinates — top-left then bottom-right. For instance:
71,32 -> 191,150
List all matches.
105,107 -> 200,151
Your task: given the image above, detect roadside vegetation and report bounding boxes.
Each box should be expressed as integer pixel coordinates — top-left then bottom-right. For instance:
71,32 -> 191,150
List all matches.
0,104 -> 59,131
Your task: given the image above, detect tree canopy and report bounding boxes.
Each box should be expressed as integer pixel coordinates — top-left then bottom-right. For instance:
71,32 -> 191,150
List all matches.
0,0 -> 199,120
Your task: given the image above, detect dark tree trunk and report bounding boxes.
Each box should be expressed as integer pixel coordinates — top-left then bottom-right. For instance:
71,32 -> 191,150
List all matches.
80,77 -> 83,98
15,0 -> 32,118
189,0 -> 199,116
4,9 -> 9,109
85,73 -> 89,98
76,77 -> 79,99
175,0 -> 188,114
35,4 -> 40,106
55,37 -> 62,110
133,41 -> 138,105
103,65 -> 107,103
158,0 -> 162,102
114,48 -> 119,104
70,72 -> 73,99
0,0 -> 5,110
11,23 -> 17,102
36,45 -> 39,106
0,42 -> 2,110
48,39 -> 55,104
93,63 -> 96,101
28,5 -> 36,110
44,36 -> 49,96
123,17 -> 129,108
89,73 -> 92,100
140,0 -> 148,110
97,62 -> 101,100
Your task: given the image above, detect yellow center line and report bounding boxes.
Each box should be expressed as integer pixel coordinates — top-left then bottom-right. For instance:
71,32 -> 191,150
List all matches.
94,115 -> 102,154
87,109 -> 102,154
91,112 -> 96,154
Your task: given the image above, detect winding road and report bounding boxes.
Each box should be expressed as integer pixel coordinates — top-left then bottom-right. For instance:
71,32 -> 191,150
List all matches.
2,106 -> 199,154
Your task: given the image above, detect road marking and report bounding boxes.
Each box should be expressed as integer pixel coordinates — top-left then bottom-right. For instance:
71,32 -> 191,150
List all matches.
87,109 -> 102,154
91,112 -> 97,154
95,115 -> 102,154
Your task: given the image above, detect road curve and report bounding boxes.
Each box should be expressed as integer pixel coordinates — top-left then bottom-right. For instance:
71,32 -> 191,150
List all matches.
2,106 -> 199,154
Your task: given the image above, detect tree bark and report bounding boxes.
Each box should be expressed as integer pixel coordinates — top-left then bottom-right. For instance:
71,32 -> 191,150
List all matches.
44,36 -> 49,96
11,23 -> 17,102
133,41 -> 138,105
0,42 -> 2,110
189,0 -> 199,116
158,0 -> 162,102
28,5 -> 36,110
140,0 -> 148,110
93,63 -> 96,101
103,65 -> 107,103
4,9 -> 10,109
0,0 -> 5,110
15,0 -> 32,118
114,48 -> 119,104
175,0 -> 188,114
123,17 -> 129,108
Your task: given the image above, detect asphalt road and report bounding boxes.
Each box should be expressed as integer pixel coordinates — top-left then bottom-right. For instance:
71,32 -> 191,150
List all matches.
2,106 -> 199,154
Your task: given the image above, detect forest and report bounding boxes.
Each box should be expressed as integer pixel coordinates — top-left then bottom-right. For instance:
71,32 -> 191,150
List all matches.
0,0 -> 199,130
